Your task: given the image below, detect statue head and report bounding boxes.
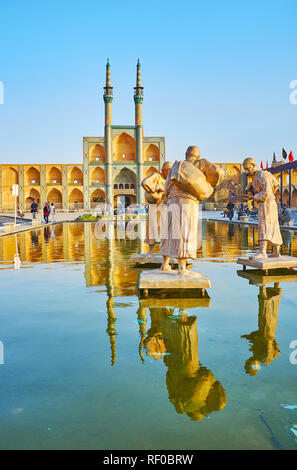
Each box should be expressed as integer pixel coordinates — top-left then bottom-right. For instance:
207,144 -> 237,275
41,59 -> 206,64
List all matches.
185,146 -> 200,164
243,157 -> 258,176
161,161 -> 173,180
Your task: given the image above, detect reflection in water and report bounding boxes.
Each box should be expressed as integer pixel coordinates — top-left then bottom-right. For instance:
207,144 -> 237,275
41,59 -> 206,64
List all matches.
238,268 -> 297,375
139,300 -> 227,421
241,284 -> 281,375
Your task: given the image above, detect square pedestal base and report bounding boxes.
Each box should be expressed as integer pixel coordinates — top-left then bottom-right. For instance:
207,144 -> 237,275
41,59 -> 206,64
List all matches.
237,255 -> 297,272
138,269 -> 211,293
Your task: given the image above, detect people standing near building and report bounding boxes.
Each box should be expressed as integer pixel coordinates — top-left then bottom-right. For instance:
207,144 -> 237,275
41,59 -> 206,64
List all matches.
43,202 -> 50,224
226,200 -> 235,220
30,200 -> 38,219
280,204 -> 293,226
50,203 -> 55,222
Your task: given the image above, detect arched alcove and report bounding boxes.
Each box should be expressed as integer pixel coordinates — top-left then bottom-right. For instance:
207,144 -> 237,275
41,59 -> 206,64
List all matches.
144,144 -> 160,162
113,133 -> 136,161
69,167 -> 83,185
47,188 -> 62,208
90,167 -> 106,185
114,167 -> 136,185
26,167 -> 40,185
89,144 -> 105,163
90,188 -> 106,207
47,166 -> 62,184
292,189 -> 297,208
68,188 -> 84,209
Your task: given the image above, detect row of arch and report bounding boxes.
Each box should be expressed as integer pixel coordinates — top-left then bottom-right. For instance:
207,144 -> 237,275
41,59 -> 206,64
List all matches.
1,166 -> 84,186
24,187 -> 108,210
89,133 -> 160,163
2,164 -> 159,188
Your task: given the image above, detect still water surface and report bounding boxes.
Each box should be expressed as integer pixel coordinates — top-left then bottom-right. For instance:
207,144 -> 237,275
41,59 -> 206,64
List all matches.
0,221 -> 297,450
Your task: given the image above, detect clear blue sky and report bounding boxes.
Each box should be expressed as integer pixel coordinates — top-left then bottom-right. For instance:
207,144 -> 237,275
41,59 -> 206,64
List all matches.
0,0 -> 296,165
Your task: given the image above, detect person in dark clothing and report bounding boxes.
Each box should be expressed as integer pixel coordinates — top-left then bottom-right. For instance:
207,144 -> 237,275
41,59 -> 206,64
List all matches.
226,201 -> 235,220
43,202 -> 50,224
30,200 -> 38,219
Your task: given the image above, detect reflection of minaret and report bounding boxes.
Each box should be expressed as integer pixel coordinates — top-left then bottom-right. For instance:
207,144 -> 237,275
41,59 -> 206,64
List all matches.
106,227 -> 117,366
134,60 -> 144,205
137,305 -> 147,363
241,283 -> 282,375
104,59 -> 113,208
143,307 -> 226,421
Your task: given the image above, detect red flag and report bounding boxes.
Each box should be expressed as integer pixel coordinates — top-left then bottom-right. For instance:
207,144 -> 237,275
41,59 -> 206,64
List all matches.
289,151 -> 294,162
266,161 -> 269,169
260,161 -> 264,170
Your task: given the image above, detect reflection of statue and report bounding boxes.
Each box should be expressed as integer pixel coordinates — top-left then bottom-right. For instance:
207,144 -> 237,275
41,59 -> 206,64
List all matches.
242,158 -> 282,259
141,162 -> 173,256
160,146 -> 224,275
241,284 -> 281,375
143,307 -> 227,421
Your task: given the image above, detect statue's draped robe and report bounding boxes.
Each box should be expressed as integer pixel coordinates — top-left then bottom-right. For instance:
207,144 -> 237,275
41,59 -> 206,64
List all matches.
141,172 -> 167,246
160,159 -> 222,259
248,170 -> 282,246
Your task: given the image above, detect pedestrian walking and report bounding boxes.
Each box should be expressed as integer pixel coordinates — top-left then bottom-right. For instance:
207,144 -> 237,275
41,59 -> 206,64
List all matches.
43,202 -> 50,224
30,200 -> 38,219
50,203 -> 55,222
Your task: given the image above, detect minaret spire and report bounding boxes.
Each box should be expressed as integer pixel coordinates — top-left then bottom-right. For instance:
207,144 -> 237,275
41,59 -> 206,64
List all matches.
103,59 -> 113,208
134,59 -> 144,204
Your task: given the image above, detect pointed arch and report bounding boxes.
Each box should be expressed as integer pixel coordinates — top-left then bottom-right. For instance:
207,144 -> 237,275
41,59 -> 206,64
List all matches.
90,167 -> 106,185
26,166 -> 40,185
25,188 -> 40,210
113,167 -> 136,184
90,188 -> 106,207
69,166 -> 83,185
113,132 -> 136,161
47,188 -> 62,208
68,188 -> 84,209
47,166 -> 62,184
283,188 -> 289,204
144,144 -> 160,162
2,167 -> 19,210
89,144 -> 105,163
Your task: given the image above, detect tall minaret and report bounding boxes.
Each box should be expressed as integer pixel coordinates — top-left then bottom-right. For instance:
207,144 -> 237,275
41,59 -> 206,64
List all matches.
134,59 -> 144,204
104,59 -> 113,208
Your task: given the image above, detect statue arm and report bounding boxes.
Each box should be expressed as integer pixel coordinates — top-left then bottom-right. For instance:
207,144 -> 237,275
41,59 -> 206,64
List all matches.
253,172 -> 271,202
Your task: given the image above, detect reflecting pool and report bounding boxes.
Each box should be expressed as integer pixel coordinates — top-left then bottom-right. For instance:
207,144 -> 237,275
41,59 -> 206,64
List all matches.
0,221 -> 297,449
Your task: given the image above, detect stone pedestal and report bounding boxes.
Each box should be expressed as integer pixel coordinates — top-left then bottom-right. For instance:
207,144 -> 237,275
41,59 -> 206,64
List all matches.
130,253 -> 177,267
138,268 -> 211,295
237,255 -> 297,273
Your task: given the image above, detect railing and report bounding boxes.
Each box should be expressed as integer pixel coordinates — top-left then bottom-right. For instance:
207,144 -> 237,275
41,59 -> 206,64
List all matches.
68,202 -> 84,210
113,153 -> 136,161
26,181 -> 40,186
47,181 -> 62,185
90,181 -> 105,186
89,159 -> 105,164
68,181 -> 83,185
